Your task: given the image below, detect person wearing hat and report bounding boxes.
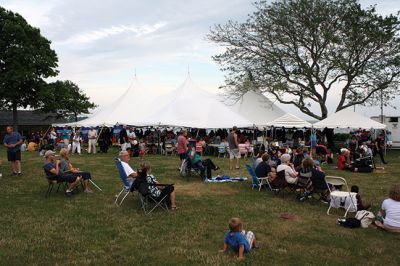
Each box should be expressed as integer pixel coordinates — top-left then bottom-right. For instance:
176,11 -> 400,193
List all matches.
43,150 -> 81,196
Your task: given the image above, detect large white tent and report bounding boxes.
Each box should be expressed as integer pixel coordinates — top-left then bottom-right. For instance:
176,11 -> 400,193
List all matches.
139,76 -> 253,128
266,113 -> 312,128
55,77 -> 170,127
313,109 -> 386,129
228,90 -> 285,128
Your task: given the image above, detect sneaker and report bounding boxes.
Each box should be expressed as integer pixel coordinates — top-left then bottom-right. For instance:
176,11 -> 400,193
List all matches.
214,166 -> 220,171
12,172 -> 18,176
65,191 -> 73,197
17,172 -> 23,176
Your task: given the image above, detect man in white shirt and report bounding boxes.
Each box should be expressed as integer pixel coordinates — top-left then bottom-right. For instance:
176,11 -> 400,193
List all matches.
128,127 -> 136,148
119,151 -> 138,181
87,127 -> 97,154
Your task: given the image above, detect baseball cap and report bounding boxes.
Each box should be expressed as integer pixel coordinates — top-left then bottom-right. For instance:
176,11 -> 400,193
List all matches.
44,150 -> 56,158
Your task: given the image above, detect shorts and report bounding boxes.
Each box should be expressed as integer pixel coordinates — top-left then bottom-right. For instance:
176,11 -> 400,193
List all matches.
7,150 -> 21,162
49,174 -> 77,184
179,153 -> 187,160
229,148 -> 241,159
387,141 -> 393,145
242,230 -> 255,249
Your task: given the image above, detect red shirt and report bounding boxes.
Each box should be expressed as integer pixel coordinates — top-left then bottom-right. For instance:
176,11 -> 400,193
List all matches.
337,155 -> 346,170
177,135 -> 188,154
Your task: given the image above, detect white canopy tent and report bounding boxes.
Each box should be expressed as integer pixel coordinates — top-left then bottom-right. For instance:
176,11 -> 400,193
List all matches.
228,90 -> 286,128
54,77 -> 170,127
139,75 -> 253,128
266,113 -> 312,128
313,109 -> 386,130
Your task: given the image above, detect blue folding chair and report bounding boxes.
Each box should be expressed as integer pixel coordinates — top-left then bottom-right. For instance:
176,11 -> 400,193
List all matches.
114,158 -> 134,206
249,157 -> 256,169
246,164 -> 269,191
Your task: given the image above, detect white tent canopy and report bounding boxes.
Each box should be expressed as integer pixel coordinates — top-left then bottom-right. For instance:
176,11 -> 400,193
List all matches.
313,109 -> 386,130
139,76 -> 253,128
54,77 -> 171,127
228,90 -> 286,128
266,113 -> 312,128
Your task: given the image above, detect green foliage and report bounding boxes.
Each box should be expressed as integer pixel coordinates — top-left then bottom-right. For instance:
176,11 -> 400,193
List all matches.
0,6 -> 58,110
208,0 -> 400,120
0,147 -> 400,265
39,80 -> 97,122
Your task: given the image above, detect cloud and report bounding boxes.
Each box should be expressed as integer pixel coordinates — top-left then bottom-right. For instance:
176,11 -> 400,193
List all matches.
58,22 -> 166,45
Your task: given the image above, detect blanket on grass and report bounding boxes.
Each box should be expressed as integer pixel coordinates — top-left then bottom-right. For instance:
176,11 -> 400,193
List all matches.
205,176 -> 248,183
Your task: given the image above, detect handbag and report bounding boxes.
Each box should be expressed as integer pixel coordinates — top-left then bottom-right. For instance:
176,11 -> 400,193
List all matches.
355,210 -> 375,228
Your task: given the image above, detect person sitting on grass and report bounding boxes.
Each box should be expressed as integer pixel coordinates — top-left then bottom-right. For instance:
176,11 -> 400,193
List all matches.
375,184 -> 400,233
351,185 -> 371,211
43,150 -> 80,197
277,153 -> 298,185
337,148 -> 350,170
219,217 -> 258,261
188,146 -> 220,180
59,148 -> 93,193
139,161 -> 177,210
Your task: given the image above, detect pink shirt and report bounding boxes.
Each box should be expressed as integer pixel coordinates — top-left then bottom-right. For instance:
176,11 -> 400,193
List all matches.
177,135 -> 188,154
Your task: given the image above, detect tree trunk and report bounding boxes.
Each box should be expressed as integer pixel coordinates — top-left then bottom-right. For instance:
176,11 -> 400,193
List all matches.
12,102 -> 18,131
74,112 -> 78,122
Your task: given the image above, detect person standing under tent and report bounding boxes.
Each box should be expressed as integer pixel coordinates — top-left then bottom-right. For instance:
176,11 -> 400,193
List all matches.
62,126 -> 70,149
128,126 -> 136,148
119,126 -> 129,151
228,126 -> 241,176
177,130 -> 189,169
3,126 -> 23,176
72,131 -> 82,155
49,127 -> 57,146
375,133 -> 387,164
87,127 -> 97,154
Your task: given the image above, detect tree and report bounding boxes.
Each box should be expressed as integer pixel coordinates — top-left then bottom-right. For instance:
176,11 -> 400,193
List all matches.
208,0 -> 400,120
39,80 -> 97,122
0,7 -> 59,129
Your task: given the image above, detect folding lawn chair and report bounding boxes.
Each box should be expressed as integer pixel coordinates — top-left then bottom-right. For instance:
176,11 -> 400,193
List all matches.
114,158 -> 134,206
246,164 -> 269,191
249,157 -> 256,169
325,176 -> 357,217
179,158 -> 202,179
44,178 -> 67,198
132,172 -> 171,214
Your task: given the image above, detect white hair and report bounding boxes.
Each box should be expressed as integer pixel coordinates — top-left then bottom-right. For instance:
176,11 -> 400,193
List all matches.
281,153 -> 291,164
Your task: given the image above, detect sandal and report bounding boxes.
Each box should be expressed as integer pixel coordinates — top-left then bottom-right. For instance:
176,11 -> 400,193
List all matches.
170,206 -> 179,211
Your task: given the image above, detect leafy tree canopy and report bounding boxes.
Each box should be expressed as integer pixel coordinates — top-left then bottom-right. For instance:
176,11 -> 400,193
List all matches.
208,0 -> 400,120
39,80 -> 97,122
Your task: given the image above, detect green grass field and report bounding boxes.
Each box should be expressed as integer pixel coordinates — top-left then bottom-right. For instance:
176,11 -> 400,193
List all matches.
0,146 -> 399,265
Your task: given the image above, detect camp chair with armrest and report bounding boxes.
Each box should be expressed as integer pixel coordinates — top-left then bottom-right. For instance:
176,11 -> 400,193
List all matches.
270,170 -> 288,197
249,157 -> 256,169
325,176 -> 357,217
132,172 -> 172,214
246,164 -> 269,191
44,176 -> 67,198
114,158 -> 134,206
217,143 -> 227,158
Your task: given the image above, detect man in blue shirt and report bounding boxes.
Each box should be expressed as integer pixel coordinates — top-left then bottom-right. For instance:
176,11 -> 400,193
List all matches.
3,126 -> 23,175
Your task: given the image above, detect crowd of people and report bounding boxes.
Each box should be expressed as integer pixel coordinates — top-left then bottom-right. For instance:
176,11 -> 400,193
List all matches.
2,124 -> 400,260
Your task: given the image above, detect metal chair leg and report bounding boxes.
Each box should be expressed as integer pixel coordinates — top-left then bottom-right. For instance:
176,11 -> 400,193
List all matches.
89,179 -> 102,191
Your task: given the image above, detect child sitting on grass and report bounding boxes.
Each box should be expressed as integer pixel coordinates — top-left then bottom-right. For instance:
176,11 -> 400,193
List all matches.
219,217 -> 258,260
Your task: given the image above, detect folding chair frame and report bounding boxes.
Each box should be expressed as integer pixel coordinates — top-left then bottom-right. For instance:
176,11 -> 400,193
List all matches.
45,179 -> 67,198
325,175 -> 357,217
139,192 -> 170,215
246,164 -> 269,192
114,158 -> 134,207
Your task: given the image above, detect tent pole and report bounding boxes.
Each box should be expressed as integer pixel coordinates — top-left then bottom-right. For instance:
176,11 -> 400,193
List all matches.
96,124 -> 105,143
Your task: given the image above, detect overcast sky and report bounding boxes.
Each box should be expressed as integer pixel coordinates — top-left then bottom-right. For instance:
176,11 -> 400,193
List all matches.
2,0 -> 400,120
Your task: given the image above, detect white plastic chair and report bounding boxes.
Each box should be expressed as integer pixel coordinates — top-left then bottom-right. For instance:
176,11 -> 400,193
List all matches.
325,176 -> 357,217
